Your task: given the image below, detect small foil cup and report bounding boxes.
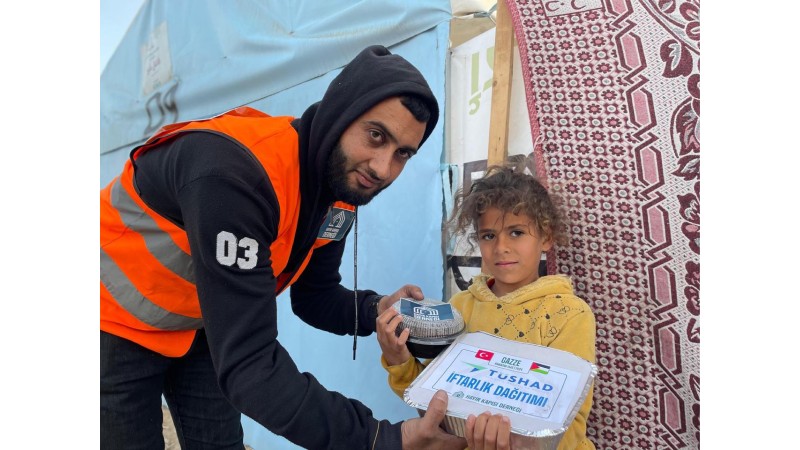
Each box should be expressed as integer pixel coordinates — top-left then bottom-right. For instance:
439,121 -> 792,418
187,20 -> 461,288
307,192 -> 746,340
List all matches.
391,298 -> 466,359
404,331 -> 597,450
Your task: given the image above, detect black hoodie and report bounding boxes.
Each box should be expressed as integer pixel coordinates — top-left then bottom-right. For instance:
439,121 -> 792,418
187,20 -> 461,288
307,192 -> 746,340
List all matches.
132,45 -> 439,449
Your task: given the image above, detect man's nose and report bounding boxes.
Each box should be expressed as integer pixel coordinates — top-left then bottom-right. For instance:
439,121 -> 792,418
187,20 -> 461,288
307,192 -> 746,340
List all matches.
368,149 -> 393,181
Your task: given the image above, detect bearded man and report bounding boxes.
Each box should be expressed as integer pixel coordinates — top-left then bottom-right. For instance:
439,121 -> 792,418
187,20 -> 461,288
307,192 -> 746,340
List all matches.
100,45 -> 465,450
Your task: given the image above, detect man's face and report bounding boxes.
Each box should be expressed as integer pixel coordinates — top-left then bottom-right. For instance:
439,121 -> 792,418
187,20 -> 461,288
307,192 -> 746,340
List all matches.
326,96 -> 426,206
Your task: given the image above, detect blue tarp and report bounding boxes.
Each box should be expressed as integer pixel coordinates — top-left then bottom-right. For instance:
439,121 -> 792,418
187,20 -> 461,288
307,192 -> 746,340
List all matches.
100,0 -> 450,156
100,1 -> 451,448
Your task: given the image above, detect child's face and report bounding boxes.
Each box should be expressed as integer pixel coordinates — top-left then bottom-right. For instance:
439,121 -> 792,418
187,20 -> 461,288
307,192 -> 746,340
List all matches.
477,207 -> 553,297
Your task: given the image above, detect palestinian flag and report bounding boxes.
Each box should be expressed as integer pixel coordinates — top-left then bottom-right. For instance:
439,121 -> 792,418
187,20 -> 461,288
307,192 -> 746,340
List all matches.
530,361 -> 550,375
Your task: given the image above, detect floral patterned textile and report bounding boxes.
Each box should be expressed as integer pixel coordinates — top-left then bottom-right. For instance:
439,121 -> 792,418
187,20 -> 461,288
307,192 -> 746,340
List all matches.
501,0 -> 700,448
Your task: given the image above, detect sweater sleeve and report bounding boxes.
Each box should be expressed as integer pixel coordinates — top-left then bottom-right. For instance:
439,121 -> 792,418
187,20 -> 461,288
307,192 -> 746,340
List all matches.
135,132 -> 399,449
376,290 -> 472,401
548,298 -> 596,450
378,290 -> 470,400
380,355 -> 427,399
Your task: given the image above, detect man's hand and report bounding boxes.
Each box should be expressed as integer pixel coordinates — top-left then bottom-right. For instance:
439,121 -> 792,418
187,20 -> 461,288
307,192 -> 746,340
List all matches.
377,284 -> 425,315
376,306 -> 412,366
465,412 -> 512,450
401,390 -> 467,450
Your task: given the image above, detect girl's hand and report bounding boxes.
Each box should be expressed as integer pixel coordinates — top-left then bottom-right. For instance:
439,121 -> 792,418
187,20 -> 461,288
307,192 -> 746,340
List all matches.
465,412 -> 512,450
376,306 -> 412,366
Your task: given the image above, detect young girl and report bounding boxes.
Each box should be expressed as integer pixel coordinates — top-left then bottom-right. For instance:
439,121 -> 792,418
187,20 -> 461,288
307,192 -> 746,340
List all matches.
376,165 -> 596,450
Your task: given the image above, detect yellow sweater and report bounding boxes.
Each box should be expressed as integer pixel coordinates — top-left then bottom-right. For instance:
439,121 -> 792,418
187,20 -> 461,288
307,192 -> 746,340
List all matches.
381,274 -> 596,450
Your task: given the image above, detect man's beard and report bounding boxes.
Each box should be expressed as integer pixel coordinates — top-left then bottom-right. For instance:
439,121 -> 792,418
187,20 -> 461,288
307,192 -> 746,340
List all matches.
325,142 -> 390,206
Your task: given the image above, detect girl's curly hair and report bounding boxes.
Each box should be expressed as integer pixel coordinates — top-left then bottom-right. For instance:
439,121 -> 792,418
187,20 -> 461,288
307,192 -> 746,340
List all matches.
447,165 -> 566,251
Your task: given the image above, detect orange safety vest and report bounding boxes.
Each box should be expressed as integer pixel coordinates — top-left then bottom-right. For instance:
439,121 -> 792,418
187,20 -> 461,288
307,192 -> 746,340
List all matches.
100,107 -> 354,357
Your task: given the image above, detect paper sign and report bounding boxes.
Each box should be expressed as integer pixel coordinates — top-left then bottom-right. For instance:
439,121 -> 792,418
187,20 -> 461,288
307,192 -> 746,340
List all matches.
141,22 -> 173,96
418,341 -> 583,423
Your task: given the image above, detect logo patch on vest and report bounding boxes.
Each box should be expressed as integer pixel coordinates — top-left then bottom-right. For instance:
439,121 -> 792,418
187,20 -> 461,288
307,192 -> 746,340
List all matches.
317,206 -> 355,241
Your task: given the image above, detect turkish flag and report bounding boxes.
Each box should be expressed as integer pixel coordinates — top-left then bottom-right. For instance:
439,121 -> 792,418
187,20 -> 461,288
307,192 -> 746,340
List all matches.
475,350 -> 494,361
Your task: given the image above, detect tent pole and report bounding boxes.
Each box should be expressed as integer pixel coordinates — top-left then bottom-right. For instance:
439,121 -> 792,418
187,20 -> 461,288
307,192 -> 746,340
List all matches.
487,0 -> 514,167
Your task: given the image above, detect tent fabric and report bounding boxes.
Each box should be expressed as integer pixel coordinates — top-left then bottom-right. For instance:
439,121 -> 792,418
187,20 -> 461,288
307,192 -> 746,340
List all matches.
503,0 -> 700,448
100,0 -> 451,155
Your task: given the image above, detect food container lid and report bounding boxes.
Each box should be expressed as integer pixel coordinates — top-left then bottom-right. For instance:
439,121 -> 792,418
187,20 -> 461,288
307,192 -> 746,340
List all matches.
391,298 -> 466,346
404,331 -> 597,439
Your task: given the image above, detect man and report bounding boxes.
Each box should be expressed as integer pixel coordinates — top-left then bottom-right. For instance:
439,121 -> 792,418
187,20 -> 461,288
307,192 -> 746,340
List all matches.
100,45 -> 466,449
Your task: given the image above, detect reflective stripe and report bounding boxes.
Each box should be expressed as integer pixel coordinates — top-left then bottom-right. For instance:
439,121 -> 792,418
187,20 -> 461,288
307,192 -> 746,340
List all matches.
110,180 -> 195,284
100,248 -> 203,330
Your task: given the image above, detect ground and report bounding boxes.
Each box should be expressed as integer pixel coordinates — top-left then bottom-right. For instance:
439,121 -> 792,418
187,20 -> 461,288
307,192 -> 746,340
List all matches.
162,406 -> 254,450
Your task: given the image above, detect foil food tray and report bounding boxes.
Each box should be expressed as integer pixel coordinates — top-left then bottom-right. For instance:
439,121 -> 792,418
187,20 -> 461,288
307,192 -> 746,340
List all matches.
404,331 -> 597,450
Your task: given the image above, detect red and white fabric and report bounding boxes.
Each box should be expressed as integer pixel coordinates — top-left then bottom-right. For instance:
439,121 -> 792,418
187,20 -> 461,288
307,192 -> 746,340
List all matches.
503,0 -> 700,448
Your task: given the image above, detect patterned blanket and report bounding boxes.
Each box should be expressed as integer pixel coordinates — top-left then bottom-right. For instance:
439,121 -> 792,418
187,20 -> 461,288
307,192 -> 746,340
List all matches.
502,0 -> 700,448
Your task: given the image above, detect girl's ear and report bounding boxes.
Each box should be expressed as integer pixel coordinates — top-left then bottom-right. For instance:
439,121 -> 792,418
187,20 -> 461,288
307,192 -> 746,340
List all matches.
541,233 -> 554,252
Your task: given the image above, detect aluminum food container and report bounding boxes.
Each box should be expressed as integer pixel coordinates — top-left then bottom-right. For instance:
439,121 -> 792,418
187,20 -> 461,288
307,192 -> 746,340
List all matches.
404,331 -> 597,450
392,298 -> 466,359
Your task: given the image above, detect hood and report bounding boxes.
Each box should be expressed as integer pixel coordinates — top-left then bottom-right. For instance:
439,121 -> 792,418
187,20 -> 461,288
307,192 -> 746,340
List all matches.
295,44 -> 440,203
284,45 -> 438,276
468,274 -> 577,305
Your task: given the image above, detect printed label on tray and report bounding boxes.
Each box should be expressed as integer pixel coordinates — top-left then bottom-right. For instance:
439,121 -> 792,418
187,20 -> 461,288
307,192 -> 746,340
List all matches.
400,298 -> 455,321
420,342 -> 584,423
